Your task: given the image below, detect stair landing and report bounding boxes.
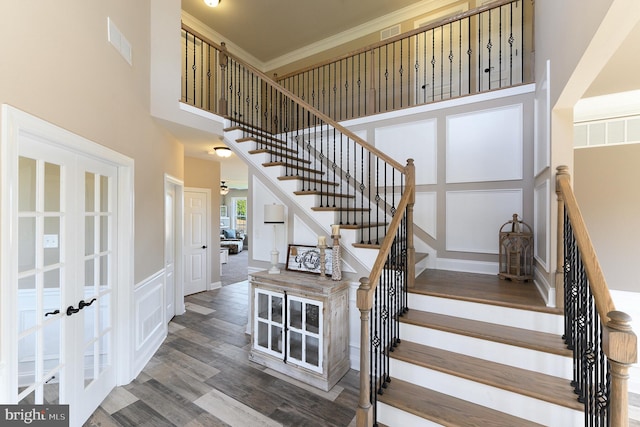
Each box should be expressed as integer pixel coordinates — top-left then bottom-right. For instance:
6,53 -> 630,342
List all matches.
412,269 -> 561,314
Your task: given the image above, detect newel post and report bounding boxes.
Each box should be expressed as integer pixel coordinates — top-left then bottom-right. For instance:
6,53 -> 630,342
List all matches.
555,165 -> 569,310
604,311 -> 637,427
406,159 -> 416,288
367,49 -> 376,115
218,42 -> 228,117
356,277 -> 373,427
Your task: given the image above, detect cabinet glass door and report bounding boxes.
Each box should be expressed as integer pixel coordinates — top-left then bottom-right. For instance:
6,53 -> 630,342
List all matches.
287,295 -> 322,373
253,288 -> 284,357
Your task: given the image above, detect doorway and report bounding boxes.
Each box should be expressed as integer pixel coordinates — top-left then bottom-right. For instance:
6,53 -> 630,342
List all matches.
0,105 -> 134,425
184,188 -> 211,295
164,175 -> 185,320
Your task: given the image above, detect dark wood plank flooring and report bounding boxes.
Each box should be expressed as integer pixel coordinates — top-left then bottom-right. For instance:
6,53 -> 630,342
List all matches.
84,281 -> 358,427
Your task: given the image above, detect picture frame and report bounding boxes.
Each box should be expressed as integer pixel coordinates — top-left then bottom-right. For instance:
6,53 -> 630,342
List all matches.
285,244 -> 333,275
220,205 -> 228,217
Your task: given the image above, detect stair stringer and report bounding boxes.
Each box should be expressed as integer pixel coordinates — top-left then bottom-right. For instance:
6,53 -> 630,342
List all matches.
223,125 -> 378,274
224,124 -> 422,273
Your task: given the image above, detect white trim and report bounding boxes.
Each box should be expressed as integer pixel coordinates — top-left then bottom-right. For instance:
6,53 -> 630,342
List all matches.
0,104 -> 135,397
164,174 -> 186,317
342,84 -> 535,128
534,179 -> 551,272
179,101 -> 226,124
435,258 -> 498,275
533,267 -> 554,307
133,270 -> 167,378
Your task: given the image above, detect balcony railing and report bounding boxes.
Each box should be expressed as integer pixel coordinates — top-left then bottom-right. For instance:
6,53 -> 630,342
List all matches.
275,0 -> 530,122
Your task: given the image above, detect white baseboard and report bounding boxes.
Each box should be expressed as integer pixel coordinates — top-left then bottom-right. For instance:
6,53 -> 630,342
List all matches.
133,270 -> 167,378
533,268 -> 554,307
210,281 -> 222,290
435,257 -> 498,275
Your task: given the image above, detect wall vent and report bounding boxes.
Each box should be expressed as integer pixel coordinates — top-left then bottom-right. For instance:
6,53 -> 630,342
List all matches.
380,25 -> 401,41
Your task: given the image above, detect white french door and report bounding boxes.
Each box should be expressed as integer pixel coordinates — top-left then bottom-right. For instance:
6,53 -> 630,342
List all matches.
2,109 -> 121,426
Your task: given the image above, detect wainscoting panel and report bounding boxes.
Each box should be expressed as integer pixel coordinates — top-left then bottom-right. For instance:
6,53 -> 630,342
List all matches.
133,270 -> 166,377
446,189 -> 523,254
534,179 -> 550,271
415,192 -> 437,239
375,119 -> 437,185
446,104 -> 523,183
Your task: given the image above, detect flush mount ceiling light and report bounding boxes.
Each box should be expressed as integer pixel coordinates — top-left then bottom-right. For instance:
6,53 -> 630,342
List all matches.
204,0 -> 221,7
211,146 -> 232,158
220,181 -> 229,195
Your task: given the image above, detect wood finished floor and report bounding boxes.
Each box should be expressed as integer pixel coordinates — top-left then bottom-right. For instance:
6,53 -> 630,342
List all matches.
84,281 -> 358,427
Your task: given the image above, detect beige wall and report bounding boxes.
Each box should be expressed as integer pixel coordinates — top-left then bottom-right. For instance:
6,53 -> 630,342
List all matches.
574,144 -> 640,293
184,157 -> 222,284
0,1 -> 184,283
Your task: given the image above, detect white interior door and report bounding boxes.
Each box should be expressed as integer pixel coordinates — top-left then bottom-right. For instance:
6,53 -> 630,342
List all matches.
10,136 -> 117,425
184,189 -> 210,295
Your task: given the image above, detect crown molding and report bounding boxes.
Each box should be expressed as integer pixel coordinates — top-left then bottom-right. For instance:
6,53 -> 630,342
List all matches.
263,0 -> 460,71
181,11 -> 263,69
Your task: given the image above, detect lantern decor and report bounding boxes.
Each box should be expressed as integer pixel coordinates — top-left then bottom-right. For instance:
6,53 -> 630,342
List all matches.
498,213 -> 533,282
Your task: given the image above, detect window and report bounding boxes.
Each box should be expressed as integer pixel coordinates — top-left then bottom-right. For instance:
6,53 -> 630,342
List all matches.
231,197 -> 247,234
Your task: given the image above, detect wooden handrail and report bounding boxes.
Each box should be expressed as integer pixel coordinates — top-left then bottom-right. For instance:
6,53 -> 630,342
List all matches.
556,166 -> 615,322
275,0 -> 520,82
182,24 -> 408,174
556,165 -> 637,427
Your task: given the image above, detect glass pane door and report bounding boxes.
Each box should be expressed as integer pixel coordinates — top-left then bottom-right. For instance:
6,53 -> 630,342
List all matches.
253,288 -> 284,357
287,295 -> 322,373
16,156 -> 64,406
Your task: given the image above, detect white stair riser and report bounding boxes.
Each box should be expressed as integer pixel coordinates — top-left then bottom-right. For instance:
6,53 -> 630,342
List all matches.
377,402 -> 443,427
400,323 -> 572,379
390,358 -> 583,427
408,293 -> 564,335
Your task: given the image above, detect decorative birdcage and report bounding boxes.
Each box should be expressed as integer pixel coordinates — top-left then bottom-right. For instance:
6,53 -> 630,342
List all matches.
498,213 -> 533,282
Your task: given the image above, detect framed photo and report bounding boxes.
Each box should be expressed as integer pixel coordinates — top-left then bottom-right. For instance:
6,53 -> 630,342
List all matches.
286,244 -> 333,275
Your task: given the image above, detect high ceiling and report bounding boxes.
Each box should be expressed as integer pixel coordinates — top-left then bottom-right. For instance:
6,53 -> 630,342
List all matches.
182,0 -> 426,63
181,0 -> 428,189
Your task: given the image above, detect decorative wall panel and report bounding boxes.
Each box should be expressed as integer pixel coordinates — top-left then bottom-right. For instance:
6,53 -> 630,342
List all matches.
415,192 -> 437,238
375,119 -> 437,185
446,189 -> 523,253
534,179 -> 550,271
446,104 -> 523,183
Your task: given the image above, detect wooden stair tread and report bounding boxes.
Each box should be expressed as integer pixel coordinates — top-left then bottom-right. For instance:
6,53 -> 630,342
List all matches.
225,125 -> 287,145
351,243 -> 381,249
249,150 -> 309,163
393,341 -> 582,410
277,176 -> 339,186
293,190 -> 355,198
311,206 -> 369,212
247,145 -> 298,155
263,162 -> 324,174
413,269 -> 561,314
401,310 -> 572,357
379,378 -> 545,427
338,222 -> 387,229
415,252 -> 429,263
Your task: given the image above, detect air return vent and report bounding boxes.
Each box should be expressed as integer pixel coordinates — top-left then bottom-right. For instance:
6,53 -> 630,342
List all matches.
380,24 -> 401,41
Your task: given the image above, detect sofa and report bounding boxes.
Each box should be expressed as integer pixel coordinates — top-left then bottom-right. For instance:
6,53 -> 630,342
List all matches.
220,229 -> 244,254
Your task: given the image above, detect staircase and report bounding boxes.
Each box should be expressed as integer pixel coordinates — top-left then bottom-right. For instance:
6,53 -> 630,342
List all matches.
376,269 -> 583,427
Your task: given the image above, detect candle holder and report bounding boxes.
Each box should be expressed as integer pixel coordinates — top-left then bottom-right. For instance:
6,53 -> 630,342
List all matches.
318,244 -> 328,280
331,234 -> 342,281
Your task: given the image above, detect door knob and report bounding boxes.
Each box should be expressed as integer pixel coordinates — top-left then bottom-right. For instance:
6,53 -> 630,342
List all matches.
201,245 -> 207,249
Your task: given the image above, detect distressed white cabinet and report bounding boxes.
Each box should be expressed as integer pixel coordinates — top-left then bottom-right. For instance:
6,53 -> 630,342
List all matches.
249,270 -> 349,391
